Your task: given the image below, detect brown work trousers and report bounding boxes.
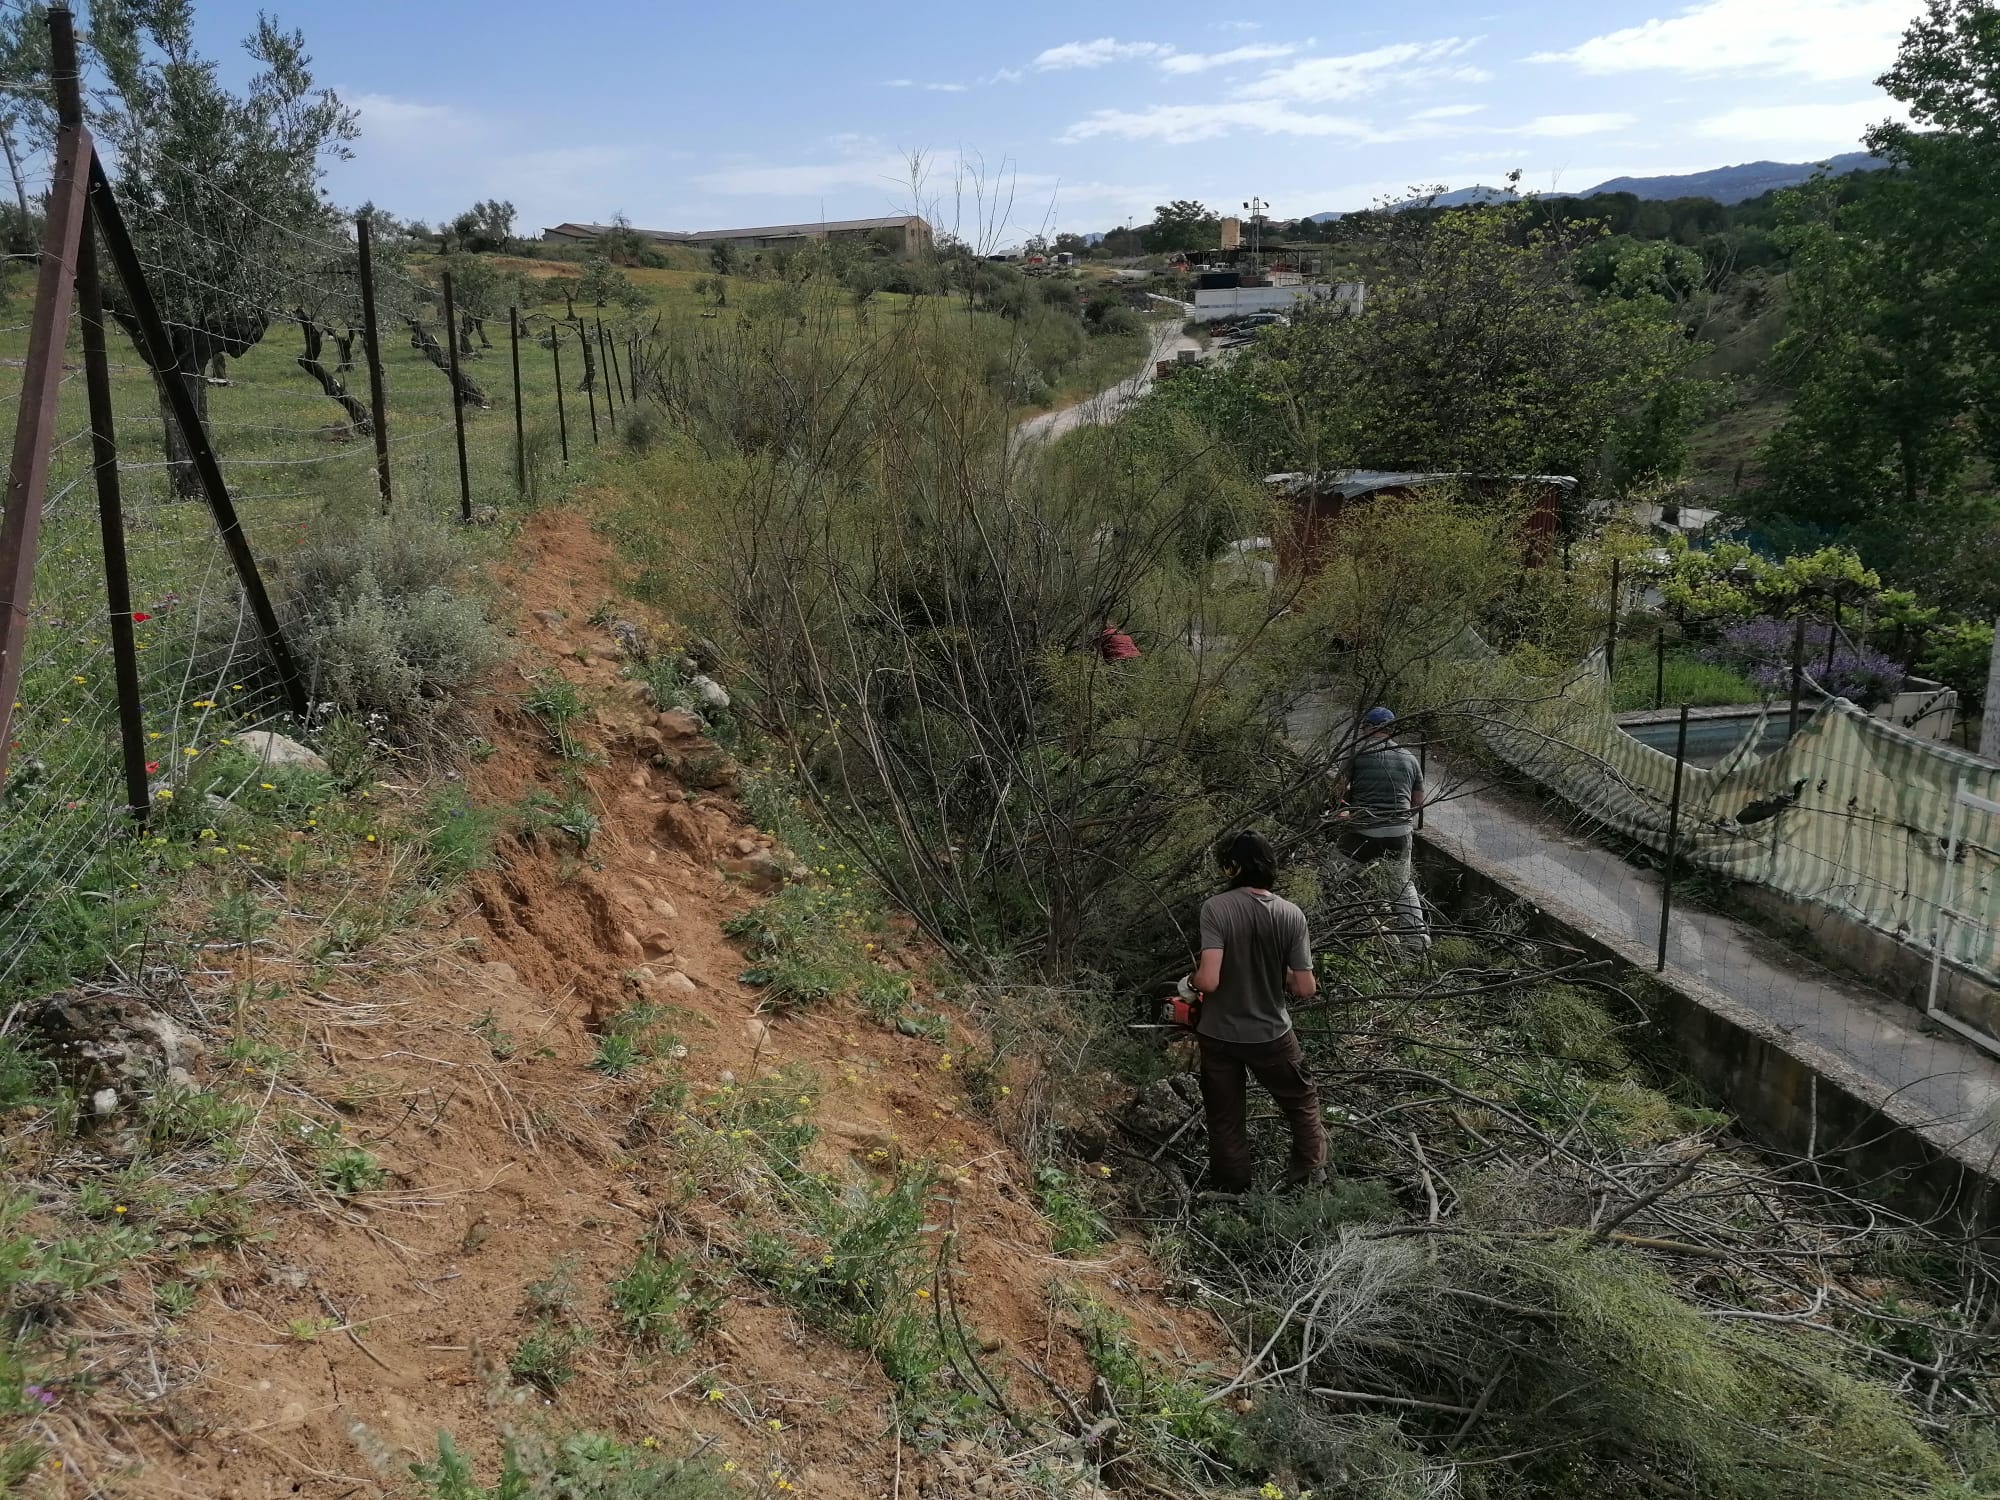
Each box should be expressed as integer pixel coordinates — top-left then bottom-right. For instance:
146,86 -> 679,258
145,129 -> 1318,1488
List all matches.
1197,1028 -> 1325,1193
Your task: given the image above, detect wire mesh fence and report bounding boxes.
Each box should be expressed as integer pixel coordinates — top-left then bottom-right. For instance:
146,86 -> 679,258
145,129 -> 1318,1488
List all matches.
0,12 -> 639,1014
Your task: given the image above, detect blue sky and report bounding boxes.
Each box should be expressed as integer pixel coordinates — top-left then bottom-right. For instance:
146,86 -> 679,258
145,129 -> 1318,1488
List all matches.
183,0 -> 1919,240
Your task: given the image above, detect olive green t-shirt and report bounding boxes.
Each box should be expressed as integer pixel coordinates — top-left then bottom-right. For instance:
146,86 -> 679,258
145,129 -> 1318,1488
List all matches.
1197,887 -> 1313,1044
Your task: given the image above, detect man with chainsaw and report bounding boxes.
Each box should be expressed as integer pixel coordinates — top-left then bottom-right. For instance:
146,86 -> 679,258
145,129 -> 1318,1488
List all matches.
1183,829 -> 1325,1195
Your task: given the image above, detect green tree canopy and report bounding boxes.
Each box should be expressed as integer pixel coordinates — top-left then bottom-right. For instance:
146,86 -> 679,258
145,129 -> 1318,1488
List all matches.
89,0 -> 357,494
1217,205 -> 1703,488
1142,200 -> 1220,254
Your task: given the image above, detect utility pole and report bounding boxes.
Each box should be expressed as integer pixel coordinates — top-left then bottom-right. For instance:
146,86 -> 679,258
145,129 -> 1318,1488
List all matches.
1242,196 -> 1268,270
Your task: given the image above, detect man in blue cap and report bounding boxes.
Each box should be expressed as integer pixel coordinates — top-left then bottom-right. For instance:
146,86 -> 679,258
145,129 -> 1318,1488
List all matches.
1333,706 -> 1429,949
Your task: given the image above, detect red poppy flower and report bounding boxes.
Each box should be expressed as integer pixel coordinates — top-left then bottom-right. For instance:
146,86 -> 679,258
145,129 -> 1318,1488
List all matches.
144,760 -> 159,774
131,611 -> 151,623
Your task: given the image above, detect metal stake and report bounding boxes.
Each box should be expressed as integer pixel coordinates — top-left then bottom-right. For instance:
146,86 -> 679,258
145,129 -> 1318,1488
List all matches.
442,269 -> 472,523
596,317 -> 617,432
1606,556 -> 1621,684
78,224 -> 148,819
88,153 -> 308,720
0,16 -> 89,785
509,305 -> 525,496
550,324 -> 569,463
1656,704 -> 1690,972
356,212 -> 393,513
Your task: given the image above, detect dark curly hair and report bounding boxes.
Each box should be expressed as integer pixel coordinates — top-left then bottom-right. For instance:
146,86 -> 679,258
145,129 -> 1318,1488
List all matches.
1214,829 -> 1278,890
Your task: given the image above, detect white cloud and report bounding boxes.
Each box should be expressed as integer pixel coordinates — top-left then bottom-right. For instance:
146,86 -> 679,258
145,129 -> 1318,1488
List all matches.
1694,97 -> 1908,145
1530,0 -> 1913,83
1415,103 -> 1485,120
1061,102 -> 1391,146
926,82 -> 969,92
347,92 -> 479,150
1511,112 -> 1637,137
1248,39 -> 1486,102
1033,38 -> 1174,70
696,151 -> 918,197
885,78 -> 971,92
1158,43 -> 1299,75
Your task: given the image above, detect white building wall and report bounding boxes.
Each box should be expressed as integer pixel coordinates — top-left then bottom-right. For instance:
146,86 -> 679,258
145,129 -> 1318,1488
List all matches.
1190,281 -> 1364,323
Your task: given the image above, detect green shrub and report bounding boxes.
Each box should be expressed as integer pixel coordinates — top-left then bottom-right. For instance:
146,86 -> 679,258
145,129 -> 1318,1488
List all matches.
425,790 -> 502,880
1032,1165 -> 1108,1255
410,1429 -> 734,1500
724,883 -> 876,1012
301,578 -> 500,756
142,1085 -> 253,1154
609,1248 -> 695,1348
522,673 -> 590,760
319,1146 -> 388,1196
509,1319 -> 587,1393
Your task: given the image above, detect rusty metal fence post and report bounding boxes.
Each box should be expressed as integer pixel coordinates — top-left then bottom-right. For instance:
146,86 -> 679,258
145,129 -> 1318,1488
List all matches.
596,316 -> 618,433
509,306 -> 525,497
550,325 -> 570,464
77,225 -> 149,818
356,212 -> 393,513
441,270 -> 473,523
0,14 -> 92,785
87,152 -> 308,720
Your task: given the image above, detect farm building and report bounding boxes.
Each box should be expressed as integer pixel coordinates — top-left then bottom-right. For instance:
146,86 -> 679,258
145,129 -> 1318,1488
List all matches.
540,214 -> 933,256
1267,470 -> 1574,581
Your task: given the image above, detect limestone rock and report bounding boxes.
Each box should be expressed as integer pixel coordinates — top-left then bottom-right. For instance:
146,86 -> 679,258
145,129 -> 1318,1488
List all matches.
636,967 -> 698,1004
235,730 -> 328,774
690,674 -> 730,710
654,708 -> 705,741
725,849 -> 807,892
24,990 -> 197,1095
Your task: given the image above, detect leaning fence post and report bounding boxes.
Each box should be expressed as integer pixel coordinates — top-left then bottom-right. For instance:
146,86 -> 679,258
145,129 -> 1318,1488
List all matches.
1656,704 -> 1690,972
1654,623 -> 1667,711
441,269 -> 473,523
0,33 -> 94,784
549,323 -> 570,463
59,14 -> 145,818
78,224 -> 149,819
509,306 -> 526,496
356,212 -> 393,513
1605,555 -> 1621,685
87,153 -> 308,721
606,323 -> 628,407
596,317 -> 618,433
581,321 -> 600,444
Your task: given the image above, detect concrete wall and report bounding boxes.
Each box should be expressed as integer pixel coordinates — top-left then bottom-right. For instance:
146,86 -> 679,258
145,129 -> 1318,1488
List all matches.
1414,831 -> 1999,1231
1731,881 -> 2000,1046
1191,282 -> 1364,322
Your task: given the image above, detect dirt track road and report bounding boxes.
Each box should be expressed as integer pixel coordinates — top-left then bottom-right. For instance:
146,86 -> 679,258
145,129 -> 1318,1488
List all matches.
1013,319 -> 1199,446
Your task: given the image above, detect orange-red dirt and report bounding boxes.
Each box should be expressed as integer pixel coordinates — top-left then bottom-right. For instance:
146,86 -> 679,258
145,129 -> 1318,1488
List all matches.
116,508 -> 1226,1500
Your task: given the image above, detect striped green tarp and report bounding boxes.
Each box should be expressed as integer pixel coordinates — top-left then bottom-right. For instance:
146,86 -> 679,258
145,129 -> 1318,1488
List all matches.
1483,652 -> 2000,985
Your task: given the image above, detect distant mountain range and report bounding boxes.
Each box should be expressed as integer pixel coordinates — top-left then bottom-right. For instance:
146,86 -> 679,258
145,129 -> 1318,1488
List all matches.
1308,152 -> 1887,219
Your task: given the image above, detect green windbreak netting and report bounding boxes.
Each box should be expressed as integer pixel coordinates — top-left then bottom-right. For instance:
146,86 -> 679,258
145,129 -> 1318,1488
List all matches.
1481,652 -> 2000,985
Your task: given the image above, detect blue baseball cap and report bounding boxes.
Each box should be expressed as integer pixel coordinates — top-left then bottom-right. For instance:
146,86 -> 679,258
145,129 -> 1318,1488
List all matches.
1363,706 -> 1395,728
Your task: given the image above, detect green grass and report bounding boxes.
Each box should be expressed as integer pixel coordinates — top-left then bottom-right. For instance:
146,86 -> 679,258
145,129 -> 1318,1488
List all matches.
1611,646 -> 1762,712
723,881 -> 883,1012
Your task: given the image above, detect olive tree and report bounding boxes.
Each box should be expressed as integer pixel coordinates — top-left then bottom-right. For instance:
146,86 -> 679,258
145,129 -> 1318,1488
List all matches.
90,1 -> 357,496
